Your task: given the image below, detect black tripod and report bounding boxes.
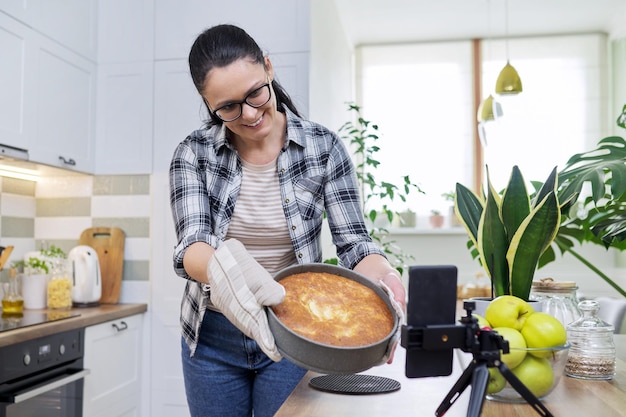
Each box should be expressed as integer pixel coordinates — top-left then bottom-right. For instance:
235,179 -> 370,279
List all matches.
434,311 -> 554,417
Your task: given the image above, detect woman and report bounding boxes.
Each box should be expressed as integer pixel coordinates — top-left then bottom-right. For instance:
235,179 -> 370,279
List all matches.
169,24 -> 405,417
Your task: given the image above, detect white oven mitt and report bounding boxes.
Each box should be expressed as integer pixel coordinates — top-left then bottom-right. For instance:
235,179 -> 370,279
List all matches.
207,239 -> 285,362
378,280 -> 405,365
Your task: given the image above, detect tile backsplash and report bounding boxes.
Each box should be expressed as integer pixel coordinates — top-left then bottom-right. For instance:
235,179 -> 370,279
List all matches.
0,175 -> 150,282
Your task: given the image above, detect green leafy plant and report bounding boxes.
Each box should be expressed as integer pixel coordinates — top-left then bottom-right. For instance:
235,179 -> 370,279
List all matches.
41,245 -> 67,259
326,103 -> 423,274
456,136 -> 626,300
546,136 -> 626,298
442,191 -> 455,203
12,258 -> 51,275
454,166 -> 561,301
9,245 -> 66,276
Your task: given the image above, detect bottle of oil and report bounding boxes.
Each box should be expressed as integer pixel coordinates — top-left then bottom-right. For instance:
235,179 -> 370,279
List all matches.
2,268 -> 24,315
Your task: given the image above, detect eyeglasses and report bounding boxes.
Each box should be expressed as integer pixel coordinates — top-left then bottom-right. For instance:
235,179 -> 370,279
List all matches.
211,83 -> 272,122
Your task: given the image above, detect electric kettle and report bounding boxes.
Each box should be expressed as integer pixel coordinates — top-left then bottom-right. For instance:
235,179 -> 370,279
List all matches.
68,245 -> 102,306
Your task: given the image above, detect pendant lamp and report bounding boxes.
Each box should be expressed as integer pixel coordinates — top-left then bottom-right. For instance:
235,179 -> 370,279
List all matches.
495,0 -> 522,95
477,94 -> 503,122
495,60 -> 522,94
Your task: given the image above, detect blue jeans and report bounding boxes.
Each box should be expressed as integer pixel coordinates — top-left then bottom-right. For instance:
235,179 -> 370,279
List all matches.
182,309 -> 307,417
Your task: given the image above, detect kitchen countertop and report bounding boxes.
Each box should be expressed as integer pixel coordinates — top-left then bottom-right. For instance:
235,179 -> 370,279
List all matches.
276,335 -> 626,417
0,303 -> 147,347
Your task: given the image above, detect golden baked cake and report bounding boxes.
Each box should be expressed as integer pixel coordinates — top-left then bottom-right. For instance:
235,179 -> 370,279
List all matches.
271,271 -> 394,347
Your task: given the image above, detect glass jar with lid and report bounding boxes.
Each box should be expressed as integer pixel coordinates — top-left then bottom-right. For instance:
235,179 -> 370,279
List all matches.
565,299 -> 616,380
529,277 -> 582,326
47,258 -> 72,309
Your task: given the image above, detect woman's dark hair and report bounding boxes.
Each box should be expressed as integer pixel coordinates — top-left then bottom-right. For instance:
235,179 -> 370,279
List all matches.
188,24 -> 300,126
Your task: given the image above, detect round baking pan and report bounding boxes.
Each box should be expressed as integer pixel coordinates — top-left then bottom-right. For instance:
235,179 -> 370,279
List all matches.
267,263 -> 399,374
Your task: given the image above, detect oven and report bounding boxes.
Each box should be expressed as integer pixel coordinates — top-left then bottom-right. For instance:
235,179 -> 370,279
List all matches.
0,328 -> 88,417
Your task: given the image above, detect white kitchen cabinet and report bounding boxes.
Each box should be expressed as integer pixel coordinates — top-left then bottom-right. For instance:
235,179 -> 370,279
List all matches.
96,0 -> 154,64
27,32 -> 97,173
0,0 -> 97,60
0,12 -> 36,152
95,62 -> 154,174
83,314 -> 144,417
154,0 -> 309,60
0,11 -> 96,173
93,0 -> 154,175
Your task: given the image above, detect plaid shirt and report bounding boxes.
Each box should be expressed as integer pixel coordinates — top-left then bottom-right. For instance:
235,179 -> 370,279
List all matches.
169,108 -> 384,355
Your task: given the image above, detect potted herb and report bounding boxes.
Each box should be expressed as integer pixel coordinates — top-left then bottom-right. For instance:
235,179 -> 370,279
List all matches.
442,191 -> 462,227
393,209 -> 417,228
429,210 -> 444,228
454,165 -> 561,301
13,257 -> 51,275
14,257 -> 52,309
327,103 -> 423,274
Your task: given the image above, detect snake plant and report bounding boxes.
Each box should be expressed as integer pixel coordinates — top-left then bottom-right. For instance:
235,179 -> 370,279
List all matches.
455,166 -> 561,301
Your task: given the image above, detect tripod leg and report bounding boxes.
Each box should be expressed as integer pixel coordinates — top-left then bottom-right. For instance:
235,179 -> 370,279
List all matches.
465,363 -> 489,417
435,361 -> 476,416
496,362 -> 554,417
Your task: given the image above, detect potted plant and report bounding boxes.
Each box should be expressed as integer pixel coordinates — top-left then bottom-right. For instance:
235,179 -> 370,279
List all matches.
392,209 -> 417,228
454,165 -> 561,301
429,210 -> 444,228
326,103 -> 423,274
442,191 -> 462,227
13,256 -> 52,310
547,136 -> 626,298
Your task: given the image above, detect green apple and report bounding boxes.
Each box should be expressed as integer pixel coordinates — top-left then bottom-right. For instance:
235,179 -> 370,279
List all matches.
520,312 -> 567,358
486,368 -> 506,394
510,355 -> 554,398
493,327 -> 527,368
485,295 -> 535,330
473,314 -> 491,329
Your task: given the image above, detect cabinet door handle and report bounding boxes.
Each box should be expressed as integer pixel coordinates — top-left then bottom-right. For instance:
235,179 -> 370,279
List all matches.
58,156 -> 76,166
112,321 -> 128,332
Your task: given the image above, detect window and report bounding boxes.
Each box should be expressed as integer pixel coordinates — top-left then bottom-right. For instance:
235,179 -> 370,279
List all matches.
357,34 -> 607,220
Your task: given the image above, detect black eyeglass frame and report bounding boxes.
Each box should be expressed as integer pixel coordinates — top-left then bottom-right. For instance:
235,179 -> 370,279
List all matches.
210,83 -> 272,122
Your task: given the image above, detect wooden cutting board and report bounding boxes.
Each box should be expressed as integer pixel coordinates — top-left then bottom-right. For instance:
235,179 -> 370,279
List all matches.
79,227 -> 125,304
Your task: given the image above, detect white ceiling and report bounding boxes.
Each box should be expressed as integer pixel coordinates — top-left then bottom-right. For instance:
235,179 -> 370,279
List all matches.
333,0 -> 626,45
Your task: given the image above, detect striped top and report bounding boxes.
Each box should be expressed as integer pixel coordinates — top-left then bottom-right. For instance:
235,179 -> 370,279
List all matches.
226,158 -> 296,274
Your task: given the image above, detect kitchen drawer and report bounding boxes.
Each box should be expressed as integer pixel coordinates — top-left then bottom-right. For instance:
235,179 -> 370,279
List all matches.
83,313 -> 143,417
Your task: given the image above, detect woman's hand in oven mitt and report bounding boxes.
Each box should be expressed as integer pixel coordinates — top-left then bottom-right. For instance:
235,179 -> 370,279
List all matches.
207,239 -> 285,362
378,274 -> 405,365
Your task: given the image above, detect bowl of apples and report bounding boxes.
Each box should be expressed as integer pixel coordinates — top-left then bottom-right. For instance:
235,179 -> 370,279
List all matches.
477,295 -> 571,403
485,344 -> 570,402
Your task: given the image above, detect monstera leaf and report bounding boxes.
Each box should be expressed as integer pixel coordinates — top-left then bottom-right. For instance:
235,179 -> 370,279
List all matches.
559,136 -> 626,203
558,136 -> 626,246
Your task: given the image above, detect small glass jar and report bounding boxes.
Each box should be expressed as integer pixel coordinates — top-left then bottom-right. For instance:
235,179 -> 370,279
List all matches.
565,300 -> 616,380
47,259 -> 72,309
530,277 -> 581,326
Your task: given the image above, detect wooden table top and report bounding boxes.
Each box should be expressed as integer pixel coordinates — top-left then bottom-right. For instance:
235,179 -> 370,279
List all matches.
275,334 -> 626,417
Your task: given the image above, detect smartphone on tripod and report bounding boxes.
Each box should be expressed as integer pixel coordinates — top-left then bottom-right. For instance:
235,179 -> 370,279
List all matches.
404,265 -> 458,378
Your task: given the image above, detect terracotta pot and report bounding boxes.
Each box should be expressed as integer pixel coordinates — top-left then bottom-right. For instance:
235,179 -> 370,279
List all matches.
429,214 -> 444,228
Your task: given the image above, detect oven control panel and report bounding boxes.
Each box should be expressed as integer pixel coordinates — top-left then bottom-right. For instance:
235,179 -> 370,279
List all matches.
0,328 -> 84,384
